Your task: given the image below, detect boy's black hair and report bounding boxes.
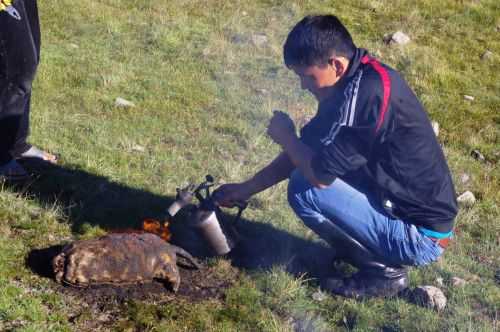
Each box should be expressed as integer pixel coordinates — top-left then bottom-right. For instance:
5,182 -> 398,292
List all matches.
284,15 -> 356,67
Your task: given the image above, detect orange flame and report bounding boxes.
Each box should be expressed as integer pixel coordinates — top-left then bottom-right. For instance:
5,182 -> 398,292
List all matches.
142,218 -> 172,241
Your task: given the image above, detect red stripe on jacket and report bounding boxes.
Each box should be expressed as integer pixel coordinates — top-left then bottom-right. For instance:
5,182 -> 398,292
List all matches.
361,55 -> 391,132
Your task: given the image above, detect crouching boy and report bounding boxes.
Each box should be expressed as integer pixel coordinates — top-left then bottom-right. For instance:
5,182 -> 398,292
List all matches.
214,15 -> 457,298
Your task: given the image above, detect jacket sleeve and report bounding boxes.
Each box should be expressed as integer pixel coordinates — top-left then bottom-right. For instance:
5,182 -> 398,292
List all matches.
310,71 -> 388,184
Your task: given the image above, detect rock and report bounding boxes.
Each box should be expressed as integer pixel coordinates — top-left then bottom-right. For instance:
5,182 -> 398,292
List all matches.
471,149 -> 486,162
69,43 -> 79,49
464,95 -> 475,101
460,173 -> 470,184
436,277 -> 444,287
410,286 -> 447,311
256,88 -> 269,95
389,31 -> 411,45
202,47 -> 210,57
431,121 -> 439,137
451,277 -> 467,287
115,97 -> 135,108
312,290 -> 326,302
241,11 -> 248,16
481,50 -> 493,61
131,144 -> 145,152
457,191 -> 476,207
251,33 -> 269,47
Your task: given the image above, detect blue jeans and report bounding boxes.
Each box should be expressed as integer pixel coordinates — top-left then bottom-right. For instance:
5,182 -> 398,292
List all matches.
287,170 -> 443,267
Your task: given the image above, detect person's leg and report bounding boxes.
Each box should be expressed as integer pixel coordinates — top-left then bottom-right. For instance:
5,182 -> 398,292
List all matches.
287,170 -> 443,298
287,169 -> 443,267
0,0 -> 37,177
0,117 -> 22,165
9,0 -> 39,157
3,0 -> 57,163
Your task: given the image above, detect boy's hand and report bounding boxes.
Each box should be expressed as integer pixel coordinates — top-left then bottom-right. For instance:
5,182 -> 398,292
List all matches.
213,183 -> 252,208
267,110 -> 297,147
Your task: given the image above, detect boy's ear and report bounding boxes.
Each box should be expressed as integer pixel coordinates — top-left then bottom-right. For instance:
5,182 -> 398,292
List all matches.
329,56 -> 348,77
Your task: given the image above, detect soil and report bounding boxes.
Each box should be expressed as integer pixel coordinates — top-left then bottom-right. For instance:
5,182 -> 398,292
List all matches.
58,264 -> 234,303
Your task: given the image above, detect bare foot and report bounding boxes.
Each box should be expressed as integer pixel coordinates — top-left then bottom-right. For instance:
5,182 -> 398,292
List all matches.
19,146 -> 58,164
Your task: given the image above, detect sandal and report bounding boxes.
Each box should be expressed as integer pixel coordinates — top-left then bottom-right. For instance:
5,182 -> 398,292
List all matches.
0,159 -> 30,182
18,146 -> 58,164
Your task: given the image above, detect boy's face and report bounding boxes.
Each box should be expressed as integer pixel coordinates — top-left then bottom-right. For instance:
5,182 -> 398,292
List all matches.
291,57 -> 347,102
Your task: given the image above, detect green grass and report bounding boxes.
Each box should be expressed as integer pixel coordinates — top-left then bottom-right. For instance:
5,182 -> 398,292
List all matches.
1,0 -> 499,330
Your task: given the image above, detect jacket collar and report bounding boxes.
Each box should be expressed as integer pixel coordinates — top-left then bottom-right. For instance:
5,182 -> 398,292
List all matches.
341,48 -> 369,81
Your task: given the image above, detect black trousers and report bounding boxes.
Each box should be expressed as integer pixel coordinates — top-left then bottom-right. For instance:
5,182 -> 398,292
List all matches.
0,0 -> 40,165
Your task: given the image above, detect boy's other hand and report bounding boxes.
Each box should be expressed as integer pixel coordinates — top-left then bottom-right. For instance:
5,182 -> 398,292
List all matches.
213,183 -> 252,208
267,110 -> 297,147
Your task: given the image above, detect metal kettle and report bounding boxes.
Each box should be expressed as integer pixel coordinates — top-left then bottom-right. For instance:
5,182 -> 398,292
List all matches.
190,175 -> 247,256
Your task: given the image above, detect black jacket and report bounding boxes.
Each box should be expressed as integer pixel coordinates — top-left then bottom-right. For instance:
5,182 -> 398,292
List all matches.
300,48 -> 457,233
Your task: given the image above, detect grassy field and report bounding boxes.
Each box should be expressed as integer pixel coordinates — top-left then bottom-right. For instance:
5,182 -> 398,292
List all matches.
1,0 -> 499,331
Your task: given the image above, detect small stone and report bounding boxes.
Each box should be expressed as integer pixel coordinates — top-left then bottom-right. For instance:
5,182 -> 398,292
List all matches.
457,191 -> 476,207
431,121 -> 439,137
436,277 -> 444,287
242,11 -> 248,16
410,286 -> 447,311
464,95 -> 475,101
451,277 -> 467,287
390,31 -> 411,45
460,173 -> 470,184
69,43 -> 79,49
256,88 -> 269,95
312,290 -> 326,302
251,33 -> 269,47
131,144 -> 145,152
471,149 -> 486,162
481,50 -> 493,61
115,97 -> 135,108
202,47 -> 210,57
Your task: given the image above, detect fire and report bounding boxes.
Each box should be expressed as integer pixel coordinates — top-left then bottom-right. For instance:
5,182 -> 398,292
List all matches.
142,218 -> 172,241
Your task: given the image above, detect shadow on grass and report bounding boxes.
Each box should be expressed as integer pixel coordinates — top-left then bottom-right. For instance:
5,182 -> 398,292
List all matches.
26,245 -> 64,279
19,159 -> 336,280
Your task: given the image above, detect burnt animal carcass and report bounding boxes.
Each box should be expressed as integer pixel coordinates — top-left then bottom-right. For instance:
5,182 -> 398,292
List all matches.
52,233 -> 200,292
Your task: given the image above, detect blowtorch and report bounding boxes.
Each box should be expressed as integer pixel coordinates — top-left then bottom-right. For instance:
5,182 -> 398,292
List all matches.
164,175 -> 247,256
